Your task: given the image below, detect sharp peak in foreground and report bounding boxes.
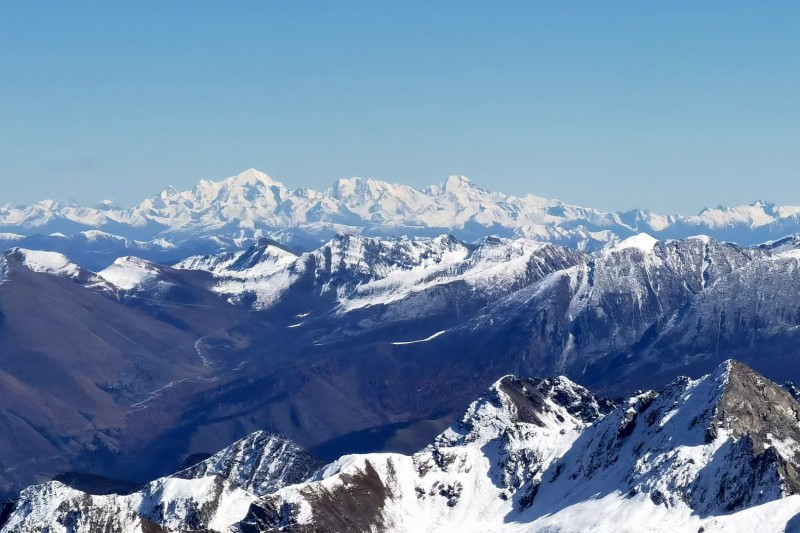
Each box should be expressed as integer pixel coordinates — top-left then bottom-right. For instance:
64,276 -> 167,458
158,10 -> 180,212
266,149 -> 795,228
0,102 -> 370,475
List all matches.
6,360 -> 800,532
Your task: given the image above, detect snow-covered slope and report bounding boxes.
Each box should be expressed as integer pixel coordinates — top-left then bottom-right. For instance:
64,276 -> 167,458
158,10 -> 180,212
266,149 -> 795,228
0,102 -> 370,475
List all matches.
176,233 -> 582,314
235,361 -> 800,532
175,430 -> 322,497
0,432 -> 320,533
174,237 -> 301,308
13,248 -> 84,279
7,169 -> 800,256
3,476 -> 254,532
2,248 -> 108,287
98,256 -> 162,290
7,361 -> 800,532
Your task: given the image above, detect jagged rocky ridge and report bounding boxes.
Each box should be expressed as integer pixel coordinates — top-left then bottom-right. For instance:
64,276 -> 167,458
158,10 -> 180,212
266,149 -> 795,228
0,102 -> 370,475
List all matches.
0,432 -> 319,533
6,169 -> 800,268
169,231 -> 800,387
5,361 -> 800,532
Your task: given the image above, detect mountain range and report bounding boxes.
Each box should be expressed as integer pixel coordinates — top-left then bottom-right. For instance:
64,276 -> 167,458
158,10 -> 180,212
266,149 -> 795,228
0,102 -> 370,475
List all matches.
4,169 -> 800,269
4,229 -> 800,500
4,360 -> 800,532
6,170 -> 800,530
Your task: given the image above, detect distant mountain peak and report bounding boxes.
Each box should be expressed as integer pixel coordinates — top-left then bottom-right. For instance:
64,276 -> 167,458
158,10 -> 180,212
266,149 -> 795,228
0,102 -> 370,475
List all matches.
5,167 -> 800,262
610,232 -> 659,252
229,167 -> 284,187
442,174 -> 474,193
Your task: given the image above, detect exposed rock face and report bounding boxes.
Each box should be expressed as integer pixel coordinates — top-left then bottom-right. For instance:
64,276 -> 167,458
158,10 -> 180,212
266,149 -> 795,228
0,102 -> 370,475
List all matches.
496,376 -> 616,427
712,361 -> 800,498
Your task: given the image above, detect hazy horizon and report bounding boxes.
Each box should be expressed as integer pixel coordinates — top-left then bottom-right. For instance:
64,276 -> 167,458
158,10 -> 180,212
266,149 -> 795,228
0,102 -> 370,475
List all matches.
2,1 -> 798,213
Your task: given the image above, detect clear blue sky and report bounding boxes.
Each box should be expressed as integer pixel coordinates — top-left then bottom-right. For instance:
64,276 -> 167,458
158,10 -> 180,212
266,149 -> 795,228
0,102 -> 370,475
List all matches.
1,1 -> 798,213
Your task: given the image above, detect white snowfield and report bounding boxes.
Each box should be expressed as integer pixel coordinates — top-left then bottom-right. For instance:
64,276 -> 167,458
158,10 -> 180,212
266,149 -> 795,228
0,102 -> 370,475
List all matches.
6,362 -> 800,532
98,256 -> 161,290
13,248 -> 83,279
3,168 -> 800,251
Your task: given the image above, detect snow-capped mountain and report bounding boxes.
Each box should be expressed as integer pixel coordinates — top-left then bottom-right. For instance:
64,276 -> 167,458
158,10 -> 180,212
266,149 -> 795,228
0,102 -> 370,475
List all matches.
0,432 -> 319,533
7,169 -> 800,268
7,231 -> 800,503
0,230 -> 181,271
246,361 -> 800,532
5,361 -> 800,532
174,431 -> 322,497
170,231 -> 796,386
174,233 -> 582,314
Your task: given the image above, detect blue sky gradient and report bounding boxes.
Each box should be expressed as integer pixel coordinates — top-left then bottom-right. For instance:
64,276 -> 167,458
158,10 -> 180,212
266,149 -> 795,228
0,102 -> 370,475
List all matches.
0,1 -> 798,212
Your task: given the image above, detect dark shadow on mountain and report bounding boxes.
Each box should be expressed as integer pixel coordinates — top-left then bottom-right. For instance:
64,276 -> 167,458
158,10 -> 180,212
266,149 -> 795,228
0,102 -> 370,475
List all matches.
311,415 -> 452,461
52,472 -> 142,495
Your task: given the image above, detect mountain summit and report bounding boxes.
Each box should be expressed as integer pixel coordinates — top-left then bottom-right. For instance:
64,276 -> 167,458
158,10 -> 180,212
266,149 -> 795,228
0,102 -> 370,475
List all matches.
5,361 -> 800,532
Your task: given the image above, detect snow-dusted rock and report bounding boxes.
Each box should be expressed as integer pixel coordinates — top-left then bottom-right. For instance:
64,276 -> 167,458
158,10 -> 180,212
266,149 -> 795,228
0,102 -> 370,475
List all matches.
0,432 -> 320,533
175,431 -> 322,497
2,248 -> 108,287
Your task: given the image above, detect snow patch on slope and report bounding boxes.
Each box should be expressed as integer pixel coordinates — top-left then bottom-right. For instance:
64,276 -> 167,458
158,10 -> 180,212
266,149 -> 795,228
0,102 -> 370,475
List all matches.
98,256 -> 160,290
610,232 -> 659,252
391,330 -> 447,345
13,248 -> 83,279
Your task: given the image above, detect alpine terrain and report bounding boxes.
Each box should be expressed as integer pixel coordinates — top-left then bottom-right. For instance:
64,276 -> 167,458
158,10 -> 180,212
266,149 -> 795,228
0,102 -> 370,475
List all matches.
5,171 -> 800,532
4,361 -> 800,532
5,222 -> 800,498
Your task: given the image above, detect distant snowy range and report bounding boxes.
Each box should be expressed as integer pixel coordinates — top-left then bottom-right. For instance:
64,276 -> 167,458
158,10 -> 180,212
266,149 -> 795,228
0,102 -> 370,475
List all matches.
6,169 -> 800,531
2,168 -> 800,269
